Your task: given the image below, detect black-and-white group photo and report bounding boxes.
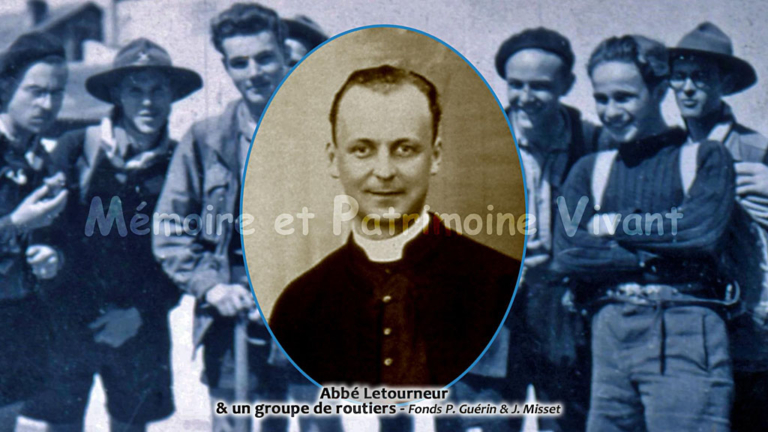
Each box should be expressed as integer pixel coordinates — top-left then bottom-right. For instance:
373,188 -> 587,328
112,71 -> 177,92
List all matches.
1,0 -> 768,431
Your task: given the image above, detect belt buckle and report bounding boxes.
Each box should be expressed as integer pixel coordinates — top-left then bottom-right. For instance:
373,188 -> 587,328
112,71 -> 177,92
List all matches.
617,283 -> 642,297
615,283 -> 669,305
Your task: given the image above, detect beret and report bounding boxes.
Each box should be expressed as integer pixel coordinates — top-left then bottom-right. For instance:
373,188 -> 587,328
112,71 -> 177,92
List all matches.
284,15 -> 327,50
0,32 -> 65,81
495,27 -> 574,79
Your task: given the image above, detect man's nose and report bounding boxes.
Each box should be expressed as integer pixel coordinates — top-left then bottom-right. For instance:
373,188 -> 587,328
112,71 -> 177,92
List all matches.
518,85 -> 533,104
682,77 -> 697,94
372,152 -> 396,180
246,58 -> 260,78
604,100 -> 622,119
37,93 -> 54,111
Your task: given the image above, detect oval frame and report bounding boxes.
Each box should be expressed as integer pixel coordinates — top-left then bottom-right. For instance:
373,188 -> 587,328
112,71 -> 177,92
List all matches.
240,24 -> 529,392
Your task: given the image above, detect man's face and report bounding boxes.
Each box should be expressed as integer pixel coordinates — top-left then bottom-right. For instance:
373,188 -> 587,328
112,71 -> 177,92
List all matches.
670,56 -> 724,119
5,60 -> 68,136
221,30 -> 286,109
504,48 -> 571,130
328,84 -> 442,222
115,69 -> 172,136
591,60 -> 663,143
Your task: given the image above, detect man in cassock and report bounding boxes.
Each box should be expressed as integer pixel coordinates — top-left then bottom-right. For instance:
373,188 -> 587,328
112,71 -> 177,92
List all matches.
270,64 -> 521,388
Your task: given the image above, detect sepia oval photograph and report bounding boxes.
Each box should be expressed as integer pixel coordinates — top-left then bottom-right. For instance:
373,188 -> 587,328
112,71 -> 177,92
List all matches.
242,26 -> 525,388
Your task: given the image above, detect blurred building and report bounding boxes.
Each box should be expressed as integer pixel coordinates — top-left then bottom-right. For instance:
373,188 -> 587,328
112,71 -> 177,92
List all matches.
0,0 -> 103,60
0,0 -> 111,134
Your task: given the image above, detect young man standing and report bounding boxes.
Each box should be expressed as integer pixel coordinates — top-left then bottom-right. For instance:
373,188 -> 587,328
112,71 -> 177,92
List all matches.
18,38 -> 201,432
448,27 -> 596,432
0,32 -> 69,431
669,22 -> 768,430
555,35 -> 735,431
153,4 -> 330,432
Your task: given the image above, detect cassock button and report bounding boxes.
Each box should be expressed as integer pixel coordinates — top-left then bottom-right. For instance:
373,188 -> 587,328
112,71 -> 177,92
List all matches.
384,358 -> 393,366
385,268 -> 392,275
382,295 -> 392,304
383,327 -> 392,336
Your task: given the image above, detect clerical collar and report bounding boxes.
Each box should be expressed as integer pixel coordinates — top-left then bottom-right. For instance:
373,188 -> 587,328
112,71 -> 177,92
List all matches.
352,209 -> 430,263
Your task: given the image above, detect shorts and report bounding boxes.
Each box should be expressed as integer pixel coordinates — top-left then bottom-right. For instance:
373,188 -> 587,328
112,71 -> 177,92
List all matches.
22,312 -> 174,425
0,297 -> 50,406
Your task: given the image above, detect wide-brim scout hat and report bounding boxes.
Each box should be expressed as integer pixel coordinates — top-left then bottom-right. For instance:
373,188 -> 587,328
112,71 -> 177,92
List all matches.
283,15 -> 327,50
86,38 -> 202,103
668,22 -> 756,95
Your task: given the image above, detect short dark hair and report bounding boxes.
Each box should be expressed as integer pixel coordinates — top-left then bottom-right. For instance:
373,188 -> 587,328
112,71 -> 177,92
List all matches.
329,65 -> 441,144
588,35 -> 669,90
495,27 -> 575,79
210,2 -> 286,56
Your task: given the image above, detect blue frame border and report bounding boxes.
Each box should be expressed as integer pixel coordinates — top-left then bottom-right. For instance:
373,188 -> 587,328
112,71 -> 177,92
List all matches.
239,24 -> 529,403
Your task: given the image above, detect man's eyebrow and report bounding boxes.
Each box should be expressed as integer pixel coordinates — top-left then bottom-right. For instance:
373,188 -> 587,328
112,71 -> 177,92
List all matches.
391,138 -> 417,146
507,78 -> 554,84
352,138 -> 376,146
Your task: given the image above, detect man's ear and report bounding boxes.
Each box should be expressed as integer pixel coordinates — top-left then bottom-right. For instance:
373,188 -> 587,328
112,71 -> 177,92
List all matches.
0,77 -> 14,109
721,73 -> 736,95
652,80 -> 669,103
326,142 -> 339,178
561,72 -> 576,97
430,138 -> 443,176
109,86 -> 121,105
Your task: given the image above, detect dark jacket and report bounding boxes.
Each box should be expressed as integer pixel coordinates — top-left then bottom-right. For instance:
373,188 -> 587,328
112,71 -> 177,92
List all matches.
270,214 -> 521,386
43,120 -> 180,323
0,134 -> 59,301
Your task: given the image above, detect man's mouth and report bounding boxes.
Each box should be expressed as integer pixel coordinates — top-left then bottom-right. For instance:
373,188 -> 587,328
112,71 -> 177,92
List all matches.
513,104 -> 542,116
247,80 -> 272,92
680,99 -> 699,108
29,112 -> 50,122
367,190 -> 404,196
605,121 -> 633,134
368,190 -> 403,195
